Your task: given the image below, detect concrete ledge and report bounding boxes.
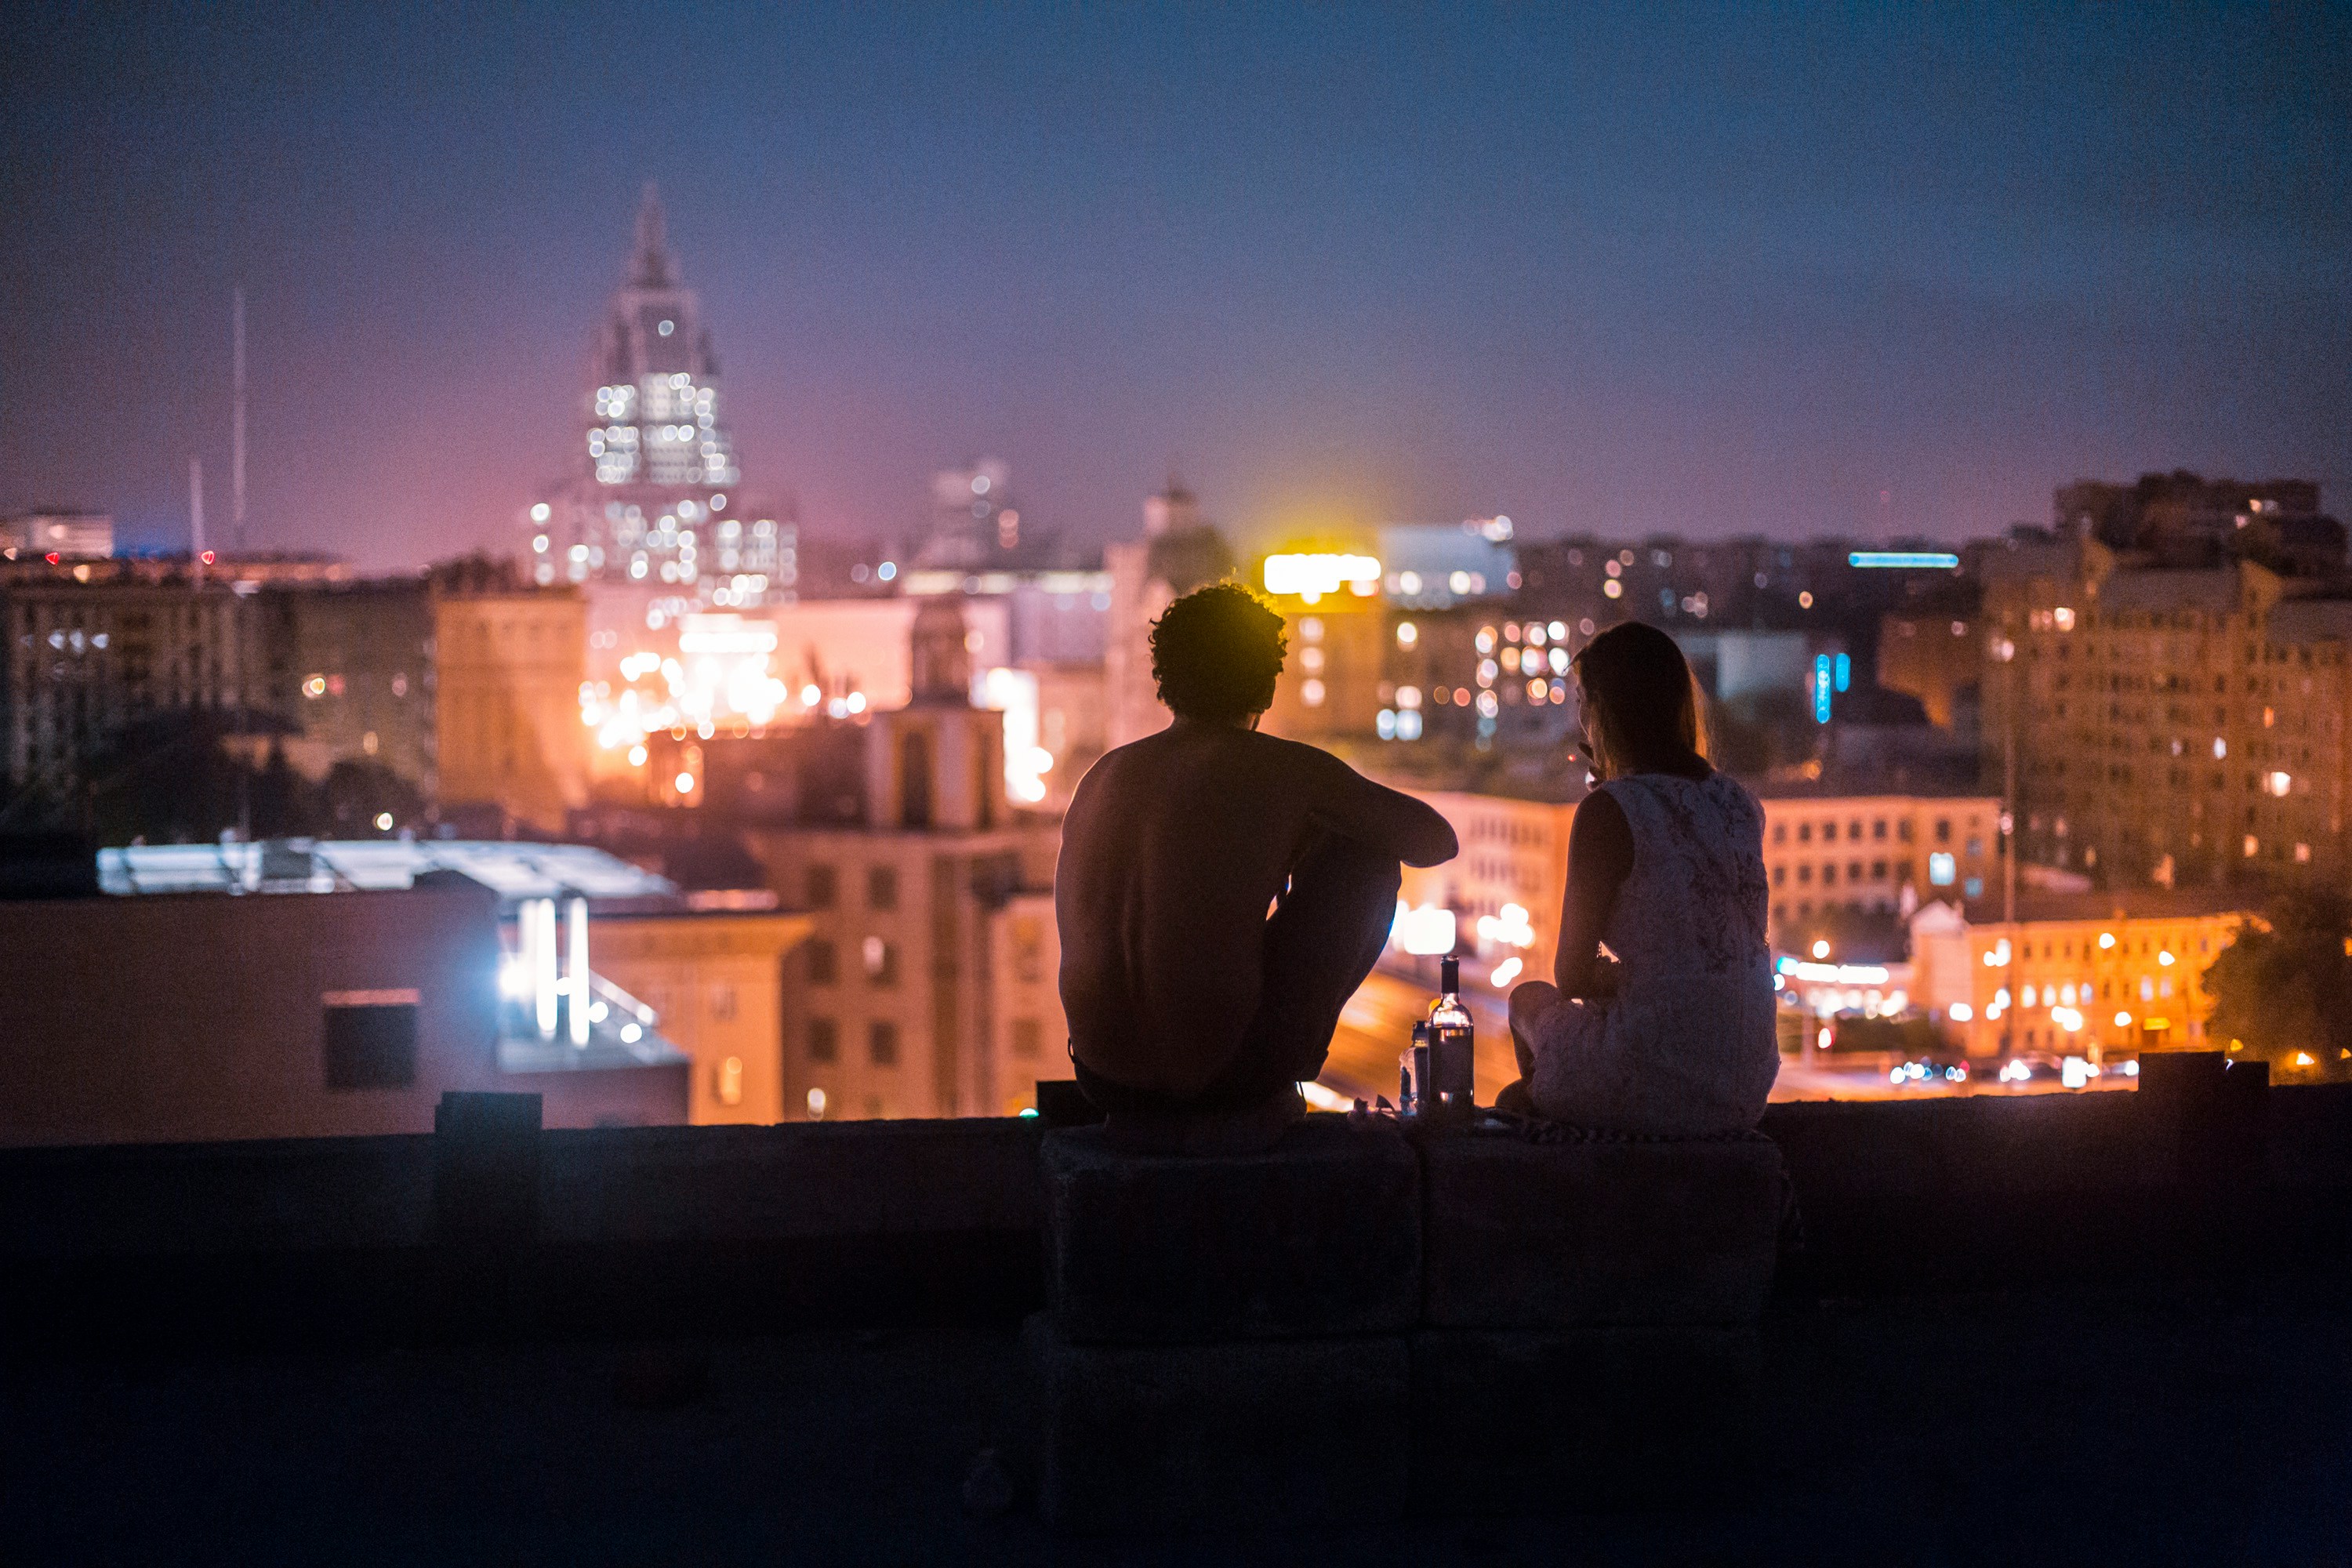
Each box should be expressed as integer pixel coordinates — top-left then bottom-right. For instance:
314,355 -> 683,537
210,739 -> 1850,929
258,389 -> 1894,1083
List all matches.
1421,1130 -> 1782,1329
1043,1118 -> 1421,1344
539,1117 -> 1046,1243
1410,1327 -> 1762,1515
3,1085 -> 2349,1357
1029,1315 -> 1409,1535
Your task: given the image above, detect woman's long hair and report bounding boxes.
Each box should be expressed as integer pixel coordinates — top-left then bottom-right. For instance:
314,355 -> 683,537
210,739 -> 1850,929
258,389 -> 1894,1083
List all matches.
1570,622 -> 1708,778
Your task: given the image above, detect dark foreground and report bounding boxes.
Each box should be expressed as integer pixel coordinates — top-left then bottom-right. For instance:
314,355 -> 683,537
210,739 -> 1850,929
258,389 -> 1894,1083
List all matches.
7,1274 -> 2347,1566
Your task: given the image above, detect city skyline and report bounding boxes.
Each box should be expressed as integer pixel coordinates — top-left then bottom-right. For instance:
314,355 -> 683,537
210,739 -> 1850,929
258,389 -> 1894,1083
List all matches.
3,5 -> 2347,568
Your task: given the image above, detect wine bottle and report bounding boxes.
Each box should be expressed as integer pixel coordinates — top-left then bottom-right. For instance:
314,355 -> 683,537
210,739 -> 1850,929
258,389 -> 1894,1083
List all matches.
1428,957 -> 1475,1112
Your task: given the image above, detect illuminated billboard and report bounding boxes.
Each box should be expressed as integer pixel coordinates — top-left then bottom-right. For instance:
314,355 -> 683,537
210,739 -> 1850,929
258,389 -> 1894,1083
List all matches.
1261,553 -> 1381,601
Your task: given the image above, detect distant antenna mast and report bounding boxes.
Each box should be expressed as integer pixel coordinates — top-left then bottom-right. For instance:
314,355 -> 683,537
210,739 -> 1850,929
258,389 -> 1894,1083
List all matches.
190,456 -> 205,559
231,286 -> 247,550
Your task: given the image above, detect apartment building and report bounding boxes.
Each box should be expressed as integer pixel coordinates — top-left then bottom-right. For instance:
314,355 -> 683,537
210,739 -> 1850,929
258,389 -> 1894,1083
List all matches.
1756,789 -> 2000,947
985,888 -> 1069,1116
744,600 -> 1057,1121
1983,539 -> 2352,887
0,575 -> 263,793
256,579 -> 437,789
1878,606 -> 1980,730
590,904 -> 815,1125
1910,890 -> 2248,1060
431,557 -> 590,833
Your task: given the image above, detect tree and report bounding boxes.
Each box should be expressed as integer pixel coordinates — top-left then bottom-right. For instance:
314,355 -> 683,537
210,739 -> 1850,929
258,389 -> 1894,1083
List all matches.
320,758 -> 426,837
2203,891 -> 2352,1081
83,710 -> 260,844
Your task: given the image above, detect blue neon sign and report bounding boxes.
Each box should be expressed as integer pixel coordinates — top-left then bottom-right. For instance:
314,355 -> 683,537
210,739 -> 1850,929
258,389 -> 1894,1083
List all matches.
1848,551 -> 1960,570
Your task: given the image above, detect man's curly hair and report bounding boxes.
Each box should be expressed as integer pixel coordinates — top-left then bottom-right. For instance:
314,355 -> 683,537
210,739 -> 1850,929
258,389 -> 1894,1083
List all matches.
1149,582 -> 1288,722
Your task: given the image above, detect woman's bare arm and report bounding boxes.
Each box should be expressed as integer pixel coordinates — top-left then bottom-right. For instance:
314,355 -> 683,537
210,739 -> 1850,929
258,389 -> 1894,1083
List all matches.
1552,789 -> 1634,995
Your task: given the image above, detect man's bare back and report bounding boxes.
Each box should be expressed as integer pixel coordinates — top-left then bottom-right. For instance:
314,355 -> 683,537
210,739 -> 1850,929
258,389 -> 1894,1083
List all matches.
1058,717 -> 1457,1099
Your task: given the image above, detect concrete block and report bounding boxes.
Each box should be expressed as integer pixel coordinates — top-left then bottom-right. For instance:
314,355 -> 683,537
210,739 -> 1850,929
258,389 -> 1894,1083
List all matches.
434,1091 -> 542,1246
1410,1326 -> 1761,1515
1421,1129 -> 1781,1329
1029,1315 -> 1410,1535
1043,1119 -> 1420,1343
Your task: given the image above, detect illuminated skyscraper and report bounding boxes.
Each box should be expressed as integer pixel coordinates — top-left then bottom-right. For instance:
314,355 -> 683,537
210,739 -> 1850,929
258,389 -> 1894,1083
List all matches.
528,186 -> 787,611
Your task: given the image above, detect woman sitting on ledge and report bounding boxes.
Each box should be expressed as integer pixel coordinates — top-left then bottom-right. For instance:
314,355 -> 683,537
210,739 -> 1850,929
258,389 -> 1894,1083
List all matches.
1503,622 -> 1778,1134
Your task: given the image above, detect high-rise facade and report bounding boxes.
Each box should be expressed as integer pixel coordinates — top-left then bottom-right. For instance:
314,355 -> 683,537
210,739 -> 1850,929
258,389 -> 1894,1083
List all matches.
528,187 -> 788,611
1984,530 -> 2352,889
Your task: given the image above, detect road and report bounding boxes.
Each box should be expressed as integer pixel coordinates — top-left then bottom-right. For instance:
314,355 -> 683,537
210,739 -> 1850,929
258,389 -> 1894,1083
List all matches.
1314,967 -> 2133,1107
1320,967 -> 1518,1105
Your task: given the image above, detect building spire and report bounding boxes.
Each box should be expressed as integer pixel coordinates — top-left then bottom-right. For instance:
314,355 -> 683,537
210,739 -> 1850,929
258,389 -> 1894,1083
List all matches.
631,183 -> 673,288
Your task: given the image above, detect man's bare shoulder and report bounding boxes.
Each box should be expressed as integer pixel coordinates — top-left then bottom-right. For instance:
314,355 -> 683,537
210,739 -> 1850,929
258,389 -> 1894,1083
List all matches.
1070,728 -> 1341,817
1118,724 -> 1344,775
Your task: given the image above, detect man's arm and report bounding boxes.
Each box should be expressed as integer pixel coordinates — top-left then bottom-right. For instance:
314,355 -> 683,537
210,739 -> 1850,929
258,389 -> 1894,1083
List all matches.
1302,750 -> 1459,867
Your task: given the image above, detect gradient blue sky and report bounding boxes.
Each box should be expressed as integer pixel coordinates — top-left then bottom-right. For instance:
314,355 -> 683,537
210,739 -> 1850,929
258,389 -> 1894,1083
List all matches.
4,2 -> 2347,566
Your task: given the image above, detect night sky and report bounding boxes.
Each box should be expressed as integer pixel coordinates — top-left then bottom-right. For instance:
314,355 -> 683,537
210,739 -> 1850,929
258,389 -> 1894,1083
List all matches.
4,3 -> 2347,568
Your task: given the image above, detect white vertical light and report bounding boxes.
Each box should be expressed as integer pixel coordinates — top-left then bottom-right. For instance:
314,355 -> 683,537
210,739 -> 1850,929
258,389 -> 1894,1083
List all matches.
514,903 -> 534,1016
567,896 -> 590,1047
532,898 -> 559,1040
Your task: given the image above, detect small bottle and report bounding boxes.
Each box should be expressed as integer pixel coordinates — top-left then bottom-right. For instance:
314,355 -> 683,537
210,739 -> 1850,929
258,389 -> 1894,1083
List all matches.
1428,957 -> 1475,1113
1407,1022 -> 1432,1116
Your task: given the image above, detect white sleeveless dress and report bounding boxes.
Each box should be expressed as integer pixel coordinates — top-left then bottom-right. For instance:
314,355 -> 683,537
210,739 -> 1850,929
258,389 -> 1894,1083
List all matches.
1524,771 -> 1779,1134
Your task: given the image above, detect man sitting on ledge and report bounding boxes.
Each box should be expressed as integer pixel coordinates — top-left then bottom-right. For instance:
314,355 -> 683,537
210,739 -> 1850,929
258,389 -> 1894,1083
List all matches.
1057,583 -> 1459,1149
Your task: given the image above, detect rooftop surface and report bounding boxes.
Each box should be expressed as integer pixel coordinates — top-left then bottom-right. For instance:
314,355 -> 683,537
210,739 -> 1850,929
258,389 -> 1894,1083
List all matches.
1958,887 -> 2264,925
6,1281 -> 2343,1564
98,839 -> 680,904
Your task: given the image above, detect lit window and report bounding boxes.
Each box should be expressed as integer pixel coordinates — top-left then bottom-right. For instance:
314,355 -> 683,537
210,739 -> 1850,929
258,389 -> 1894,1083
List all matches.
1929,853 -> 1956,887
